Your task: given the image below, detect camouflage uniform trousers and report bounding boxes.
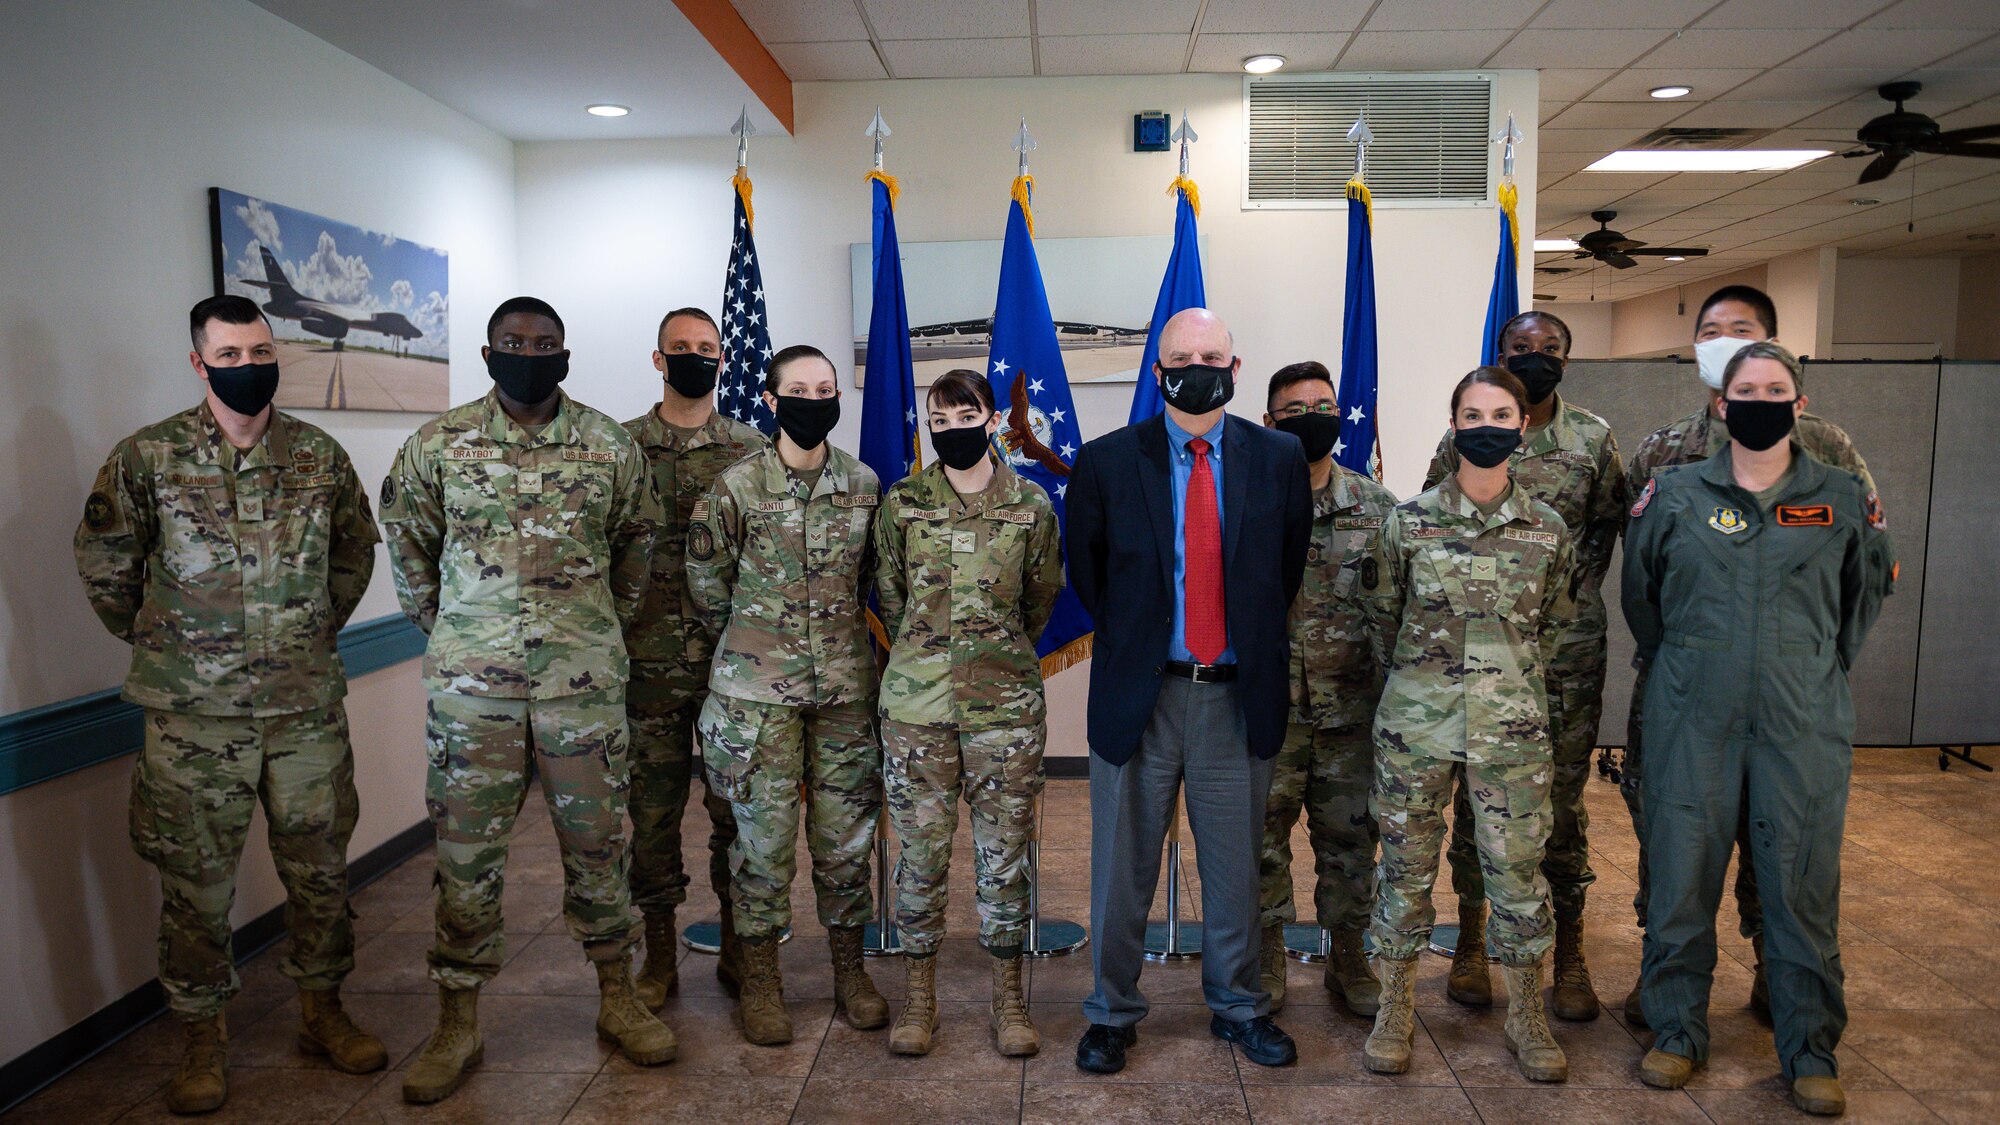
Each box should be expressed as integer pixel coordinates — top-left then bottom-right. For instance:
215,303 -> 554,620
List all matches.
1447,636 -> 1604,920
699,695 -> 880,940
1372,744 -> 1555,966
130,704 -> 359,1019
424,687 -> 638,990
1259,721 -> 1377,934
882,718 -> 1047,956
1623,662 -> 1763,936
626,661 -> 736,918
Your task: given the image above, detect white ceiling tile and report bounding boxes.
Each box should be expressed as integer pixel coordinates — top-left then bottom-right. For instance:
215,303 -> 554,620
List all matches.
1935,34 -> 2000,67
1538,68 -> 1620,101
1663,100 -> 1826,128
730,0 -> 871,43
1200,0 -> 1374,33
1038,33 -> 1189,76
1862,0 -> 2000,30
1335,29 -> 1512,70
1531,0 -> 1715,30
1186,32 -> 1348,72
1539,126 -> 1656,151
1791,96 -> 1897,129
1788,28 -> 1982,68
1637,29 -> 1836,69
1362,0 -> 1542,32
1904,70 -> 2000,106
1613,185 -> 1746,204
1546,101 -> 1694,128
1934,95 -> 2000,127
1566,172 -> 1676,193
877,37 -> 1034,78
861,0 -> 1029,40
1588,68 -> 1763,101
1696,0 -> 1897,30
1488,28 -> 1671,69
1726,69 -> 1895,101
1035,0 -> 1203,36
767,40 -> 887,81
1541,152 -> 1596,175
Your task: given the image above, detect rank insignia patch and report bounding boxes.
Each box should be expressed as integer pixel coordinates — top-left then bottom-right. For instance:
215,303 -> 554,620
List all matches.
1708,507 -> 1747,535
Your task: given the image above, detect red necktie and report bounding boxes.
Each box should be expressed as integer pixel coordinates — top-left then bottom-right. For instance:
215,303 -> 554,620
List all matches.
1184,437 -> 1226,664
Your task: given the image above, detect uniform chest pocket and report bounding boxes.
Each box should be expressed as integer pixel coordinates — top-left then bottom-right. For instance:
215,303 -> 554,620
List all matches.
443,463 -> 514,536
534,461 -> 609,534
156,480 -> 236,581
1330,529 -> 1376,598
279,480 -> 336,567
977,518 -> 1028,607
1413,545 -> 1477,616
744,506 -> 803,582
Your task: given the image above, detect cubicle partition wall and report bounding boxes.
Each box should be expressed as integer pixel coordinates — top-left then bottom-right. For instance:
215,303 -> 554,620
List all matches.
1560,359 -> 1988,748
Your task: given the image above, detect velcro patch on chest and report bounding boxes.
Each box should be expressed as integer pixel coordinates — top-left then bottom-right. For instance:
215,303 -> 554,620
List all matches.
444,448 -> 502,461
1503,528 -> 1558,547
904,506 -> 949,521
1547,450 -> 1594,466
284,473 -> 336,489
1334,516 -> 1384,530
1409,527 -> 1454,539
989,508 -> 1035,525
563,449 -> 616,463
690,498 -> 711,523
832,493 -> 878,508
753,498 -> 797,513
165,471 -> 220,488
1774,504 -> 1833,527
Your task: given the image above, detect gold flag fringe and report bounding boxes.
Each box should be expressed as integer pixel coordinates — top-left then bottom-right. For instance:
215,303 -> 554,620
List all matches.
1498,180 -> 1520,260
1039,633 -> 1093,679
732,166 -> 755,231
863,168 -> 901,209
1345,177 -> 1372,221
1168,175 -> 1201,218
1011,174 -> 1036,237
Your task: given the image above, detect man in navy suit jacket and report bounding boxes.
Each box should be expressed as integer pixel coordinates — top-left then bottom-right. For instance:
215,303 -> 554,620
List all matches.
1065,308 -> 1312,1073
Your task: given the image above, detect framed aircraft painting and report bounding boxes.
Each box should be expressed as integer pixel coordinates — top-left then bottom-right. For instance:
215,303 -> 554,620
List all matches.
208,187 -> 449,412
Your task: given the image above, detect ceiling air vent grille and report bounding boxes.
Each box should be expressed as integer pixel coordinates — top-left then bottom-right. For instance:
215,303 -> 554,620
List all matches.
1246,74 -> 1492,208
1632,126 -> 1771,148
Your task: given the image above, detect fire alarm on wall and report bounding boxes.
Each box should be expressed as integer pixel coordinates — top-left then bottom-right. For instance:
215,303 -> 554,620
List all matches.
1134,112 -> 1171,152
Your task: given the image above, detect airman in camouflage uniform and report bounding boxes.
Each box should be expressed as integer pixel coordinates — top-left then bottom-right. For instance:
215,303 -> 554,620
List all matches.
381,298 -> 673,1103
73,297 -> 384,1114
621,306 -> 768,1009
686,350 -> 887,1044
1425,389 -> 1625,1020
874,425 -> 1062,1057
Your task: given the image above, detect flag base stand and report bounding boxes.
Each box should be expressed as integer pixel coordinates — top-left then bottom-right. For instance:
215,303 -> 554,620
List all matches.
1428,923 -> 1463,958
1022,796 -> 1086,958
1143,829 -> 1201,962
1283,925 -> 1376,963
864,825 -> 903,958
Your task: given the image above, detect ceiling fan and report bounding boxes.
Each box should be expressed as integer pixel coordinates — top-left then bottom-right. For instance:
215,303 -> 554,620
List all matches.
1570,211 -> 1709,269
1838,81 -> 2000,185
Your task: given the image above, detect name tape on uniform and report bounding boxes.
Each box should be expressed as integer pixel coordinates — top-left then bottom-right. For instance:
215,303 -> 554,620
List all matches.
284,473 -> 337,489
444,448 -> 503,461
988,508 -> 1035,525
1334,516 -> 1384,530
1774,504 -> 1833,527
1502,528 -> 1559,546
562,449 -> 616,463
832,493 -> 878,508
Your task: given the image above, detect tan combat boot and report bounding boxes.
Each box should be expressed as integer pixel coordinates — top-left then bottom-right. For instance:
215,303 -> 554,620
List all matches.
402,987 -> 482,1105
990,954 -> 1039,1057
1501,960 -> 1569,1082
1324,927 -> 1381,1017
1363,957 -> 1418,1074
635,911 -> 679,1011
1792,1075 -> 1847,1116
890,953 -> 938,1055
1623,980 -> 1649,1029
1640,1048 -> 1699,1089
1551,914 -> 1601,1021
736,934 -> 793,1045
1447,900 -> 1494,1007
829,925 -> 889,1030
1260,922 -> 1288,1013
1750,933 -> 1772,1020
297,987 -> 386,1073
165,1012 -> 227,1115
595,956 -> 677,1065
716,900 -> 743,997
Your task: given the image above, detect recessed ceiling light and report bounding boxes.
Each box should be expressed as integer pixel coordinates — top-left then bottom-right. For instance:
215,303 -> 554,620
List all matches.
1664,255 -> 1687,261
586,103 -> 630,117
1850,197 -> 1880,206
1242,54 -> 1286,74
1534,238 -> 1581,252
1583,149 -> 1830,173
1649,85 -> 1692,99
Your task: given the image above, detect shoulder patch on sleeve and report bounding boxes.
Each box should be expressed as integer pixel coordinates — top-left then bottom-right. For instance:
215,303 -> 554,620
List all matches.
1864,491 -> 1887,531
1630,477 -> 1656,518
380,475 -> 398,509
83,492 -> 116,533
688,522 -> 715,561
690,497 -> 711,523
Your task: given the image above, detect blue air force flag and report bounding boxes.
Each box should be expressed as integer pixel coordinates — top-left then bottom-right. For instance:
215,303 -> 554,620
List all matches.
858,173 -> 919,485
1128,181 -> 1207,424
1336,181 -> 1381,478
1481,182 -> 1522,365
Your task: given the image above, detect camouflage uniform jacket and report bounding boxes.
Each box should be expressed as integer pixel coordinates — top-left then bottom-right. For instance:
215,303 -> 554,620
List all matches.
1626,403 -> 1875,497
1425,394 -> 1627,642
874,459 -> 1063,730
1288,464 -> 1399,729
621,405 -> 766,695
74,403 -> 378,717
379,389 -> 659,699
1362,475 -> 1576,766
686,444 -> 881,709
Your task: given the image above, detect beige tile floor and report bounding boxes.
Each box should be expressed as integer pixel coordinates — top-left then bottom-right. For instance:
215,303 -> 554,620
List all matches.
11,746 -> 2000,1123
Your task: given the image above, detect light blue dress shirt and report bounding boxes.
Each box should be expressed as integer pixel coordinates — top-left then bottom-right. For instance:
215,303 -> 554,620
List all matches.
1163,411 -> 1235,665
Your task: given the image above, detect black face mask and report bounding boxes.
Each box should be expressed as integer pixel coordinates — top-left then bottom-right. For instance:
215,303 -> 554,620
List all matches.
661,351 -> 719,399
1453,425 -> 1522,469
1158,361 -> 1236,414
1505,352 -> 1565,405
204,360 -> 280,417
487,349 -> 569,405
773,394 -> 840,450
930,422 -> 992,471
1724,397 -> 1798,452
1275,413 -> 1340,463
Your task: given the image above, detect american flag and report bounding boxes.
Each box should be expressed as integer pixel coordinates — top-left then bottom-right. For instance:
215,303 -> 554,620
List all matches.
719,178 -> 776,435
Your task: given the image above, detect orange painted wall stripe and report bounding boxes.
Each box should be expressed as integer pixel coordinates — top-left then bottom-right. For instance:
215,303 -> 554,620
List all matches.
672,0 -> 795,134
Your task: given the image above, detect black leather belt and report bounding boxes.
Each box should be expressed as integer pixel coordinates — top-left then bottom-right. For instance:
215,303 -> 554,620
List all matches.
1163,660 -> 1237,683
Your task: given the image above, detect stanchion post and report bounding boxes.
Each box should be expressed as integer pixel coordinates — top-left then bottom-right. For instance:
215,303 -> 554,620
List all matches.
1023,787 -> 1086,958
863,784 -> 902,957
1144,791 -> 1201,961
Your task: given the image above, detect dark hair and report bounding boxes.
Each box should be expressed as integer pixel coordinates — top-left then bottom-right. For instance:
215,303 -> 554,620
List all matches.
1266,360 -> 1334,408
1497,310 -> 1571,357
765,343 -> 833,392
486,296 -> 564,344
1450,366 -> 1529,416
189,294 -> 270,351
927,368 -> 995,414
657,306 -> 719,348
1697,285 -> 1777,338
1721,340 -> 1806,392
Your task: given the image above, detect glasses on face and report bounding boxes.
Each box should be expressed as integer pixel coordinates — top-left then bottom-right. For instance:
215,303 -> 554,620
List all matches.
1273,402 -> 1337,420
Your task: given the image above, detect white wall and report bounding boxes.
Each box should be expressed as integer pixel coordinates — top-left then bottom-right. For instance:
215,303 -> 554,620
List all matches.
1956,253 -> 2000,360
1765,247 -> 1838,359
1832,257 -> 1961,360
1,0 -> 514,1066
1535,299 -> 1613,359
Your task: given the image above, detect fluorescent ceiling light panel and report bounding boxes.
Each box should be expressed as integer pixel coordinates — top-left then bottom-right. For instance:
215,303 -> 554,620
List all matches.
1534,238 -> 1581,252
1583,149 -> 1830,172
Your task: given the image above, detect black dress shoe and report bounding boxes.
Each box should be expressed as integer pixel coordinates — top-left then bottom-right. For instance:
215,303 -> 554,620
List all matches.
1211,1014 -> 1297,1067
1075,1023 -> 1137,1073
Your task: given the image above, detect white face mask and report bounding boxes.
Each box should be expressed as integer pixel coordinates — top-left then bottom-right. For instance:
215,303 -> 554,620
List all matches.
1695,335 -> 1759,390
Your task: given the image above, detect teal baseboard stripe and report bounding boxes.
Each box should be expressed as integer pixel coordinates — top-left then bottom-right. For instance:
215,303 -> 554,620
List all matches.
0,614 -> 424,796
0,817 -> 433,1114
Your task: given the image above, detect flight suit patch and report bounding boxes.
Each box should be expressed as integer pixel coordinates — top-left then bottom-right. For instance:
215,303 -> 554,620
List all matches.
1775,504 -> 1833,527
83,492 -> 116,532
1708,507 -> 1747,535
1865,491 -> 1887,530
1630,478 -> 1655,517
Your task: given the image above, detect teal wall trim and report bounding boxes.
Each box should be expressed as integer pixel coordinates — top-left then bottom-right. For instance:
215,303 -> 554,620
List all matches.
0,614 -> 423,796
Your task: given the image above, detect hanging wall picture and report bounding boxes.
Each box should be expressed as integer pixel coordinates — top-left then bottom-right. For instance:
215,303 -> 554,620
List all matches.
208,187 -> 449,412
